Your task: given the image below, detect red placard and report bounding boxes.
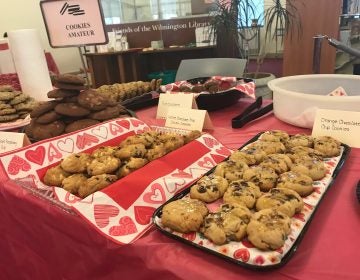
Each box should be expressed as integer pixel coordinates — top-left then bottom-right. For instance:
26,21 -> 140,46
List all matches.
40,0 -> 108,48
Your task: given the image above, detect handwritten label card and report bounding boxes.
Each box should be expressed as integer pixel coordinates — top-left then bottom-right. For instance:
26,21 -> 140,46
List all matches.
0,132 -> 30,154
156,93 -> 197,119
312,109 -> 360,148
165,107 -> 213,131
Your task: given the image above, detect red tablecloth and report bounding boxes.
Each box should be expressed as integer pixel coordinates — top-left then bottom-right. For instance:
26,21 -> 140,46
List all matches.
1,99 -> 359,280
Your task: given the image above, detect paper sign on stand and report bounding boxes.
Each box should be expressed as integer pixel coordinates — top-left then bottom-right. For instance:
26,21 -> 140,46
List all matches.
156,93 -> 197,119
312,109 -> 360,148
165,107 -> 213,131
0,132 -> 31,154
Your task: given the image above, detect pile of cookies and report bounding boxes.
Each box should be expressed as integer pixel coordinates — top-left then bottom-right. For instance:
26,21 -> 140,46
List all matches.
42,129 -> 201,198
0,85 -> 38,122
25,74 -> 131,141
96,79 -> 162,103
161,131 -> 341,251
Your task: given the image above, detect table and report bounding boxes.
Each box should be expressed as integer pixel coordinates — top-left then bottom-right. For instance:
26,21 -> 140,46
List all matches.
1,100 -> 359,280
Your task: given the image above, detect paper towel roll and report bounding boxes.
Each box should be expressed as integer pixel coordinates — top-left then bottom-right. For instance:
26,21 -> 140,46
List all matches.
0,39 -> 16,74
8,29 -> 52,101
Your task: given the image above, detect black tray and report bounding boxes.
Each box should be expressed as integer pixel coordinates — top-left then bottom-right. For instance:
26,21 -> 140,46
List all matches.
121,91 -> 159,111
152,132 -> 351,270
187,77 -> 253,111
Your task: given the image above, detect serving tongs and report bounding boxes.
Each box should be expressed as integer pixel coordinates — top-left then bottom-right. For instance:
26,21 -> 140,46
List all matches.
231,97 -> 273,128
121,91 -> 160,110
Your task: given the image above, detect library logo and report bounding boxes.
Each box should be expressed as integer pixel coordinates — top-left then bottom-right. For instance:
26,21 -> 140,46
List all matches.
60,2 -> 85,16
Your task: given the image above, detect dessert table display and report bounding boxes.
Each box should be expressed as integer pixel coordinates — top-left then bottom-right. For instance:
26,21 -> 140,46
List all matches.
1,99 -> 359,280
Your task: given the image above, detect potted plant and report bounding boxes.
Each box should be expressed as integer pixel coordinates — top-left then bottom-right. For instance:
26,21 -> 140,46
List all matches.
208,0 -> 302,97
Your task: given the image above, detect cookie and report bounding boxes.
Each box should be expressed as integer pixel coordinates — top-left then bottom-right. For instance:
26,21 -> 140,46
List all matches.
88,104 -> 123,120
0,108 -> 16,115
158,133 -> 185,153
13,100 -> 38,112
259,130 -> 290,143
256,187 -> 304,216
114,143 -> 147,160
190,174 -> 229,203
276,171 -> 314,196
313,136 -> 341,157
43,165 -> 70,187
120,133 -> 155,148
30,101 -> 60,118
213,160 -> 249,182
0,103 -> 12,110
91,146 -> 117,158
30,120 -> 65,140
47,88 -> 79,99
247,208 -> 291,250
0,114 -> 19,122
286,146 -> 325,162
56,74 -> 85,85
0,91 -> 17,101
229,147 -> 267,165
242,165 -> 279,191
161,198 -> 209,233
285,134 -> 314,149
246,140 -> 286,155
290,157 -> 326,181
0,85 -> 14,92
77,89 -> 108,111
145,143 -> 167,161
64,119 -> 100,133
35,111 -> 61,124
116,157 -> 149,178
9,94 -> 29,105
200,203 -> 252,245
62,173 -> 88,195
183,130 -> 202,144
87,156 -> 121,176
60,153 -> 92,173
259,153 -> 292,174
78,174 -> 118,198
54,102 -> 90,117
223,179 -> 261,209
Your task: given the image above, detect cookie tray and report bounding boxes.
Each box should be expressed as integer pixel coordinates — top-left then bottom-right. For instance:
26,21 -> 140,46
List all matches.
152,132 -> 351,270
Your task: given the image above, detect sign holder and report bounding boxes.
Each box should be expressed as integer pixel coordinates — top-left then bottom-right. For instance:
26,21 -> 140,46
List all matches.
40,0 -> 109,86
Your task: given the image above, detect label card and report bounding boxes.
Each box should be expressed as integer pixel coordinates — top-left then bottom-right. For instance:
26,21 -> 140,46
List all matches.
165,107 -> 213,131
40,0 -> 108,48
312,109 -> 360,148
0,132 -> 31,154
156,93 -> 197,119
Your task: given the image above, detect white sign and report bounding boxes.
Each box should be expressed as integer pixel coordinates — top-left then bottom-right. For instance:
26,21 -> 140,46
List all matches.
40,0 -> 108,47
312,109 -> 360,148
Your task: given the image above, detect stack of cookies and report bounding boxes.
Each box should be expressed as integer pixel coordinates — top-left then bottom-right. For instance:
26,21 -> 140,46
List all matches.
25,74 -> 131,141
96,79 -> 162,103
0,85 -> 38,122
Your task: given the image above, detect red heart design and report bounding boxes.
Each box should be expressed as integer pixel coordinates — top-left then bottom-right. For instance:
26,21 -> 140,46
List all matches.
91,126 -> 108,139
94,204 -> 120,228
25,146 -> 45,165
116,119 -> 130,130
130,118 -> 144,127
304,203 -> 314,210
134,206 -> 156,225
198,156 -> 215,169
109,123 -> 124,135
314,187 -> 321,194
171,169 -> 193,179
210,153 -> 227,164
57,138 -> 74,153
47,143 -> 62,162
7,155 -> 31,175
109,216 -> 137,236
203,137 -> 219,148
163,177 -> 186,193
182,232 -> 196,241
233,248 -> 250,262
254,255 -> 265,265
76,133 -> 99,150
241,239 -> 255,248
64,192 -> 82,203
143,183 -> 166,204
293,212 -> 305,222
215,146 -> 232,156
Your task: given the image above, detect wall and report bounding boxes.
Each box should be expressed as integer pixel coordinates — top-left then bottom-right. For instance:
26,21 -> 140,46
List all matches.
0,0 -> 82,73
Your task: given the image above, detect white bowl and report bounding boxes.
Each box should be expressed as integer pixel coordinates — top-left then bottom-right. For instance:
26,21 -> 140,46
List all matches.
268,74 -> 360,128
